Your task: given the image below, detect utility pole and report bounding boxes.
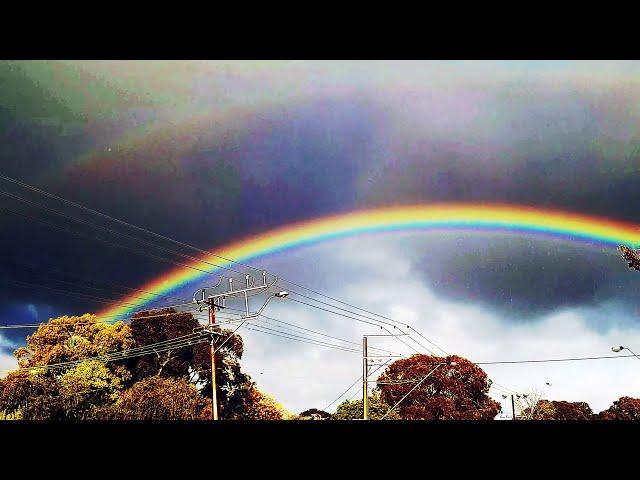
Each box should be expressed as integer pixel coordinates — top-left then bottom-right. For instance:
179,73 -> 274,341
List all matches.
511,394 -> 516,421
194,271 -> 287,421
363,336 -> 369,420
361,334 -> 406,420
208,300 -> 220,421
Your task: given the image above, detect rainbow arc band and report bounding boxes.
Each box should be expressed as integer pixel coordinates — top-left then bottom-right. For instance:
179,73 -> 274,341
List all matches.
98,203 -> 640,321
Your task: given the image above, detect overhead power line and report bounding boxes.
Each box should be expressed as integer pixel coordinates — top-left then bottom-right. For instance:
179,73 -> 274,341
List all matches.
0,173 -> 519,393
0,174 -> 430,336
477,353 -> 640,365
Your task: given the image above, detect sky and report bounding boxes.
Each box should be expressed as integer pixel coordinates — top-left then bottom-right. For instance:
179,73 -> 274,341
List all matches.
1,60 -> 640,415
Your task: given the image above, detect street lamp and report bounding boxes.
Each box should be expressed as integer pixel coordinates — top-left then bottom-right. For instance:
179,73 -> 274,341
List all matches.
612,345 -> 640,361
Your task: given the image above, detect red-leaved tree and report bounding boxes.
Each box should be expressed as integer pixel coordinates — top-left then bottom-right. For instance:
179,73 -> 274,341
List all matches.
599,396 -> 640,420
521,399 -> 593,420
619,246 -> 640,272
376,354 -> 500,420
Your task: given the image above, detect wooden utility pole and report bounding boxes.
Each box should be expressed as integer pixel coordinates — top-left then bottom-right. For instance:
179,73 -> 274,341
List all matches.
209,302 -> 219,421
194,272 -> 287,422
511,394 -> 516,420
363,336 -> 369,420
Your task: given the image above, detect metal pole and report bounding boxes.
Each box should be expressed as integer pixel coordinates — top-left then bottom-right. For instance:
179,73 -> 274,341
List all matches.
625,347 -> 640,362
511,394 -> 516,421
363,336 -> 369,420
209,303 -> 219,421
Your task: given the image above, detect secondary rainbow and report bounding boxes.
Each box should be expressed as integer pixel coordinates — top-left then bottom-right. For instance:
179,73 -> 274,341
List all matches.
98,203 -> 640,321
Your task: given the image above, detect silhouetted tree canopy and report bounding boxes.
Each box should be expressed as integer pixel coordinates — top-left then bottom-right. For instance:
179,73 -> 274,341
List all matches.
299,408 -> 331,420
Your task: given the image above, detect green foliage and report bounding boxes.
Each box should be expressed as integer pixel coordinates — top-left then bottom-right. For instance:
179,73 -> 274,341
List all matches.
114,377 -> 207,420
332,392 -> 400,420
0,409 -> 21,420
14,313 -> 133,371
298,408 -> 331,420
59,360 -> 124,419
127,308 -> 255,419
0,309 -> 273,420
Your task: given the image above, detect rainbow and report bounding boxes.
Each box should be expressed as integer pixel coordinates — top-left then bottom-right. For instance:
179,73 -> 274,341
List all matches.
97,204 -> 640,321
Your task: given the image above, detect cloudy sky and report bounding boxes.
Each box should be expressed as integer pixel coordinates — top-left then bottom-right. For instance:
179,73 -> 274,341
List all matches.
1,60 -> 640,415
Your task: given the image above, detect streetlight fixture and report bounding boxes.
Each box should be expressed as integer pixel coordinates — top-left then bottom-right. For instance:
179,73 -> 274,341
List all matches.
611,345 -> 640,361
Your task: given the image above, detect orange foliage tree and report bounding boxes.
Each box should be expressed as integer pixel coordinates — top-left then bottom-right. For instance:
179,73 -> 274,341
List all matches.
376,354 -> 500,420
520,399 -> 593,420
599,396 -> 640,420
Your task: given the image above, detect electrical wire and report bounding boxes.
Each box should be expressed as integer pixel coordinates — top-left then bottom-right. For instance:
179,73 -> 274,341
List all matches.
0,173 -> 444,345
244,322 -> 361,354
0,173 -> 518,392
0,182 -> 440,360
286,297 -> 435,355
18,334 -> 208,373
0,188 -> 246,277
219,303 -> 402,356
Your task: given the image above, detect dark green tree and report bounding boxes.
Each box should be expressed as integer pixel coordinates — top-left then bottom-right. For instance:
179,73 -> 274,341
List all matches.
299,408 -> 331,420
331,392 -> 400,420
127,308 -> 255,420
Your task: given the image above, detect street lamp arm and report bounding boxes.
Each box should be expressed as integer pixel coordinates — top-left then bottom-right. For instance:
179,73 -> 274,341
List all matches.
625,347 -> 640,361
612,345 -> 640,362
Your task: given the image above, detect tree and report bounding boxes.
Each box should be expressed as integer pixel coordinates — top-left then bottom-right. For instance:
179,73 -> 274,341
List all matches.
599,396 -> 640,420
331,392 -> 400,420
127,309 -> 202,381
298,408 -> 331,420
233,388 -> 291,420
58,360 -> 125,420
0,309 -> 281,420
619,245 -> 640,272
14,314 -> 133,372
519,397 -> 593,420
546,400 -> 592,420
376,354 -> 500,420
0,370 -> 63,420
114,376 -> 207,420
515,390 -> 554,420
127,308 -> 256,419
0,314 -> 133,420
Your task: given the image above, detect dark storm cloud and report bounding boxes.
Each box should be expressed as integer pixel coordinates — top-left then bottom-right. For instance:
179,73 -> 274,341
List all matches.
359,82 -> 640,223
0,94 -> 386,322
1,61 -> 640,333
0,303 -> 57,353
404,234 -> 640,320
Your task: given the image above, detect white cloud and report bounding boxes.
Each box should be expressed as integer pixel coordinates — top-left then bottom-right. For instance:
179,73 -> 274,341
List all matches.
26,304 -> 38,321
234,235 -> 640,415
0,335 -> 17,379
